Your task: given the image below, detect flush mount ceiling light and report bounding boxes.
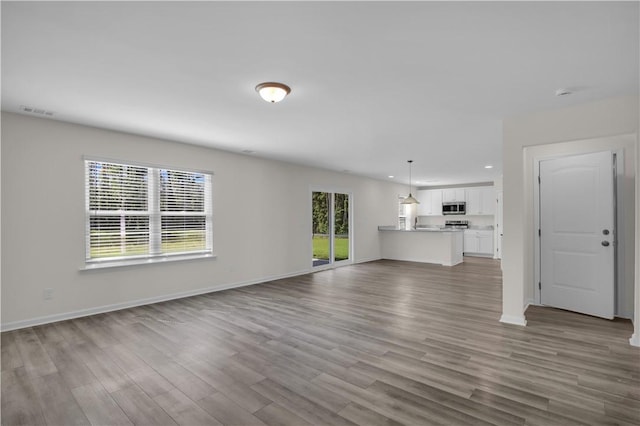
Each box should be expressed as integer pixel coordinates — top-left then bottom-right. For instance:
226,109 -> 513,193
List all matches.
485,165 -> 494,169
401,160 -> 420,205
255,82 -> 291,103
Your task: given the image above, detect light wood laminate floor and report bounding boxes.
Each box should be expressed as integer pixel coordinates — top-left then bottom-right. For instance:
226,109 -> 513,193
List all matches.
2,257 -> 639,425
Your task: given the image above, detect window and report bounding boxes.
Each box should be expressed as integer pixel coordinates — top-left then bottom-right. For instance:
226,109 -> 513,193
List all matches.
398,195 -> 407,229
85,159 -> 212,266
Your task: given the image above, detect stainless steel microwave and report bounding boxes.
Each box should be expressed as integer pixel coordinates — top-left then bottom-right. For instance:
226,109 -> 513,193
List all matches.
442,202 -> 466,215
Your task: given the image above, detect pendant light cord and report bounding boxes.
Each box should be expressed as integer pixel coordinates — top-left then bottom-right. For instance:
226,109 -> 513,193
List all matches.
408,160 -> 413,195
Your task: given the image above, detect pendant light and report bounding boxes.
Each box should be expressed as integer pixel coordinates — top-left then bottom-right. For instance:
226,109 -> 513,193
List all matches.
401,160 -> 420,204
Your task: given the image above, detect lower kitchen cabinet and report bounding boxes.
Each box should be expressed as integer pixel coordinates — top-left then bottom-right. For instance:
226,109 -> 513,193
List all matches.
463,229 -> 494,257
463,232 -> 479,253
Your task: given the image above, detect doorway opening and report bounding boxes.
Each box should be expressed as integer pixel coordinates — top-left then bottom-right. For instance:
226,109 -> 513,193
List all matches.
312,191 -> 351,268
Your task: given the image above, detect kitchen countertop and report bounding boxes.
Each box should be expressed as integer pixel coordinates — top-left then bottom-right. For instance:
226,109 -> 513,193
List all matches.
378,226 -> 463,232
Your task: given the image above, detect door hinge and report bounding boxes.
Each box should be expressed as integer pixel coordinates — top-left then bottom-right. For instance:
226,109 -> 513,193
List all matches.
538,229 -> 541,237
538,175 -> 541,184
538,282 -> 541,290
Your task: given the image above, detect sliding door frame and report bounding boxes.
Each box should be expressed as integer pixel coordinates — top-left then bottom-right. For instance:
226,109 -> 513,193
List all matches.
310,186 -> 353,270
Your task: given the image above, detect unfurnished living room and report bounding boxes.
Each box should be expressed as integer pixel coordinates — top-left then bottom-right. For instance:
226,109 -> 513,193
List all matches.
1,2 -> 639,425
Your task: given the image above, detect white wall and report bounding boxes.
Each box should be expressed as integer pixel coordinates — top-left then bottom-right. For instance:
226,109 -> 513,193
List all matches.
502,96 -> 639,332
634,105 -> 640,346
1,112 -> 406,329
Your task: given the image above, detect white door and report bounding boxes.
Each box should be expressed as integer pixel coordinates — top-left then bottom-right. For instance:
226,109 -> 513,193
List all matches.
539,151 -> 614,319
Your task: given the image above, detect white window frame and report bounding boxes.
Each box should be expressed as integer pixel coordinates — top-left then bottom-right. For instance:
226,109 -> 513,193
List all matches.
82,157 -> 215,270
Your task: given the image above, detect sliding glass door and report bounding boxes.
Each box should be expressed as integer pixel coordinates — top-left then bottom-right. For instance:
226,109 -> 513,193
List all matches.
312,191 -> 331,266
312,191 -> 351,267
333,193 -> 349,262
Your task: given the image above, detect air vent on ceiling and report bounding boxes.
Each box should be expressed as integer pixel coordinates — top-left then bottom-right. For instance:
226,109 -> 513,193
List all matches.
555,88 -> 572,97
20,105 -> 55,116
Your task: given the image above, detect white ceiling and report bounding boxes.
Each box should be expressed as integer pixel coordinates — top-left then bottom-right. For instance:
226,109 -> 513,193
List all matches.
2,2 -> 638,186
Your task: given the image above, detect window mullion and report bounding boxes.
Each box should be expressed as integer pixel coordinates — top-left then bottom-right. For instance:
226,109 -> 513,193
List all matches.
149,168 -> 161,255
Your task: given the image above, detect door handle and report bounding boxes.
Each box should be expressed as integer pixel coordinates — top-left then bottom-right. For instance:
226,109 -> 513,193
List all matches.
601,241 -> 610,247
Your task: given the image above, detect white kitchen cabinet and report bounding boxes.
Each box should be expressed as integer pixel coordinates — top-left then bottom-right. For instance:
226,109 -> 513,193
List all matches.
463,229 -> 494,256
416,190 -> 431,215
465,188 -> 482,215
463,232 -> 479,253
480,187 -> 496,215
417,189 -> 442,216
465,187 -> 495,215
431,190 -> 443,215
478,232 -> 494,254
442,188 -> 465,202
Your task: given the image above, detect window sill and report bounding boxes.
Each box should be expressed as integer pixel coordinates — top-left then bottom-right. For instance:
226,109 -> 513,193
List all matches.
80,253 -> 217,271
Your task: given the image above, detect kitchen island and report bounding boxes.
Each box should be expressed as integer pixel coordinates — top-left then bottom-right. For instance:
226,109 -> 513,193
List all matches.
378,226 -> 464,266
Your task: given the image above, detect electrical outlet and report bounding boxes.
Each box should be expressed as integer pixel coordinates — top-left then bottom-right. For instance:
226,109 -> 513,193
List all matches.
43,288 -> 53,300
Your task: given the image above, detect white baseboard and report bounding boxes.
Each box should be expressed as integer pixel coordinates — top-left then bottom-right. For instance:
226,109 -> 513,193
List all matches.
354,256 -> 382,264
500,314 -> 527,326
381,256 -> 457,267
630,333 -> 640,347
0,268 -> 312,332
1,256 -> 384,332
616,309 -> 633,320
525,298 -> 541,310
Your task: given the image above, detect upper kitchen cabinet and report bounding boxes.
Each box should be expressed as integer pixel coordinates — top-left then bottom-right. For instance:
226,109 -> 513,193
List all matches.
416,190 -> 430,215
466,187 -> 496,215
431,190 -> 443,215
417,189 -> 442,216
442,188 -> 465,202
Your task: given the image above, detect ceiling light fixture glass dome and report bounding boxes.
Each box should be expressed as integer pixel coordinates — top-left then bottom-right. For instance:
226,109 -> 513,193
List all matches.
255,82 -> 291,103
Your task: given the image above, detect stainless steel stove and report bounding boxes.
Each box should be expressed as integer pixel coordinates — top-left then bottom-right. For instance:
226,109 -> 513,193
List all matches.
444,220 -> 469,229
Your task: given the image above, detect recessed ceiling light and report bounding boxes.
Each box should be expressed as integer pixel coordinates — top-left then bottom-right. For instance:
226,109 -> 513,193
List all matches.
485,165 -> 493,169
388,175 -> 394,178
555,88 -> 572,97
255,82 -> 291,103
